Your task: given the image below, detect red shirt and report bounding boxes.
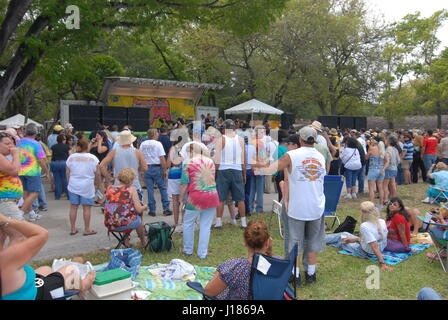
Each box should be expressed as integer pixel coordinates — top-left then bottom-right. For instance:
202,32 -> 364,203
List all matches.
387,213 -> 411,247
423,137 -> 438,155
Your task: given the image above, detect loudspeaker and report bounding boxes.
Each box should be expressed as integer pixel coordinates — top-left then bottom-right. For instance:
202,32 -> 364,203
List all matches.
318,116 -> 339,129
281,113 -> 295,129
102,107 -> 128,129
339,116 -> 355,130
354,117 -> 367,131
128,108 -> 150,132
69,105 -> 101,131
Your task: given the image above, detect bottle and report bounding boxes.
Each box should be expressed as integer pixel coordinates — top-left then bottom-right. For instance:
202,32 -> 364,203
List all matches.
95,190 -> 104,199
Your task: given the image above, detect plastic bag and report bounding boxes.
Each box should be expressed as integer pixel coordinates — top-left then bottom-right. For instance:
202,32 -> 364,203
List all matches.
105,248 -> 142,280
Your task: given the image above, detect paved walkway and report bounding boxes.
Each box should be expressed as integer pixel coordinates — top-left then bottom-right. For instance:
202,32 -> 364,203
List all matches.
32,182 -> 278,262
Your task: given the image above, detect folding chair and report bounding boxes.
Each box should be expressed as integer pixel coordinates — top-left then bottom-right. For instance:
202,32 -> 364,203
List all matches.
107,229 -> 132,249
186,245 -> 298,300
418,215 -> 448,272
431,187 -> 448,204
268,200 -> 284,239
323,175 -> 344,231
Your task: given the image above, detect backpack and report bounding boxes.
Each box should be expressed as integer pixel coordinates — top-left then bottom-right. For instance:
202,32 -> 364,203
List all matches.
333,216 -> 357,235
144,222 -> 174,253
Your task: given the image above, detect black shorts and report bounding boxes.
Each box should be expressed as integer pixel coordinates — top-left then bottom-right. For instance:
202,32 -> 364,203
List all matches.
35,272 -> 65,300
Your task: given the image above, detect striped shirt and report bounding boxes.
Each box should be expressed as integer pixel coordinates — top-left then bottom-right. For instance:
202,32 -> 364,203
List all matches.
403,141 -> 414,160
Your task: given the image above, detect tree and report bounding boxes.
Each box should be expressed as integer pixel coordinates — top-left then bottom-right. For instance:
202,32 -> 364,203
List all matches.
0,0 -> 288,113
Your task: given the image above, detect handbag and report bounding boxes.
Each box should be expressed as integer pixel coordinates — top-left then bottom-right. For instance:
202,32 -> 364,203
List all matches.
333,216 -> 357,234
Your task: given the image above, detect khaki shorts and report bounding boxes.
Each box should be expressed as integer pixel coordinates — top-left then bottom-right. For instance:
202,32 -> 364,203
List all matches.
0,200 -> 24,220
401,159 -> 413,170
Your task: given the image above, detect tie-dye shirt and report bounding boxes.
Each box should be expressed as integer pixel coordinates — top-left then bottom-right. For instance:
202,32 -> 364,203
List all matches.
17,138 -> 46,176
180,156 -> 220,211
0,165 -> 23,199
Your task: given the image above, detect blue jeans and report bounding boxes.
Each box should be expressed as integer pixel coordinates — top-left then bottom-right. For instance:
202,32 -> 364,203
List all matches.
249,175 -> 265,213
33,181 -> 47,210
244,169 -> 253,214
344,169 -> 360,189
50,161 -> 68,200
325,232 -> 373,259
356,165 -> 366,193
423,154 -> 438,172
417,288 -> 443,300
144,166 -> 170,212
183,207 -> 216,259
114,216 -> 142,232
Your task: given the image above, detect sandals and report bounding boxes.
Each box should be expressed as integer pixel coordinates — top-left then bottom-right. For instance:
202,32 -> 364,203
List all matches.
83,230 -> 97,236
70,230 -> 78,236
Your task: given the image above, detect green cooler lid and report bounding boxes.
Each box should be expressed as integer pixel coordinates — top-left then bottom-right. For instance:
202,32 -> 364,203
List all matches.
94,269 -> 131,286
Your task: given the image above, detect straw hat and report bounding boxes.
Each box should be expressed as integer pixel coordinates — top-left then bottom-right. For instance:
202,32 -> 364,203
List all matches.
310,121 -> 323,133
329,128 -> 338,136
116,130 -> 137,145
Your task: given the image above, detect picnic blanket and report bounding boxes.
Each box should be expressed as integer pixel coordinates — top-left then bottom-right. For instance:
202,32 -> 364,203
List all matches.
94,263 -> 216,300
337,244 -> 431,265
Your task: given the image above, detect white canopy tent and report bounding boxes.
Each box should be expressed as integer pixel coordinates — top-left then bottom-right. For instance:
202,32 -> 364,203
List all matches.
224,99 -> 284,121
0,114 -> 43,129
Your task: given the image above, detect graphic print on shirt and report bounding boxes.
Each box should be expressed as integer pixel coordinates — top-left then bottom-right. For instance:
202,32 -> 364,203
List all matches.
296,157 -> 326,182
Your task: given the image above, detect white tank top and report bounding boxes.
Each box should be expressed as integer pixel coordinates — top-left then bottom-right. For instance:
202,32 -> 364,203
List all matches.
287,147 -> 326,221
219,134 -> 243,171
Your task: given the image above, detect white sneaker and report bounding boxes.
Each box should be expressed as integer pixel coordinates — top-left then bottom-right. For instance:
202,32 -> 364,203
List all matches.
29,210 -> 42,220
230,219 -> 237,226
422,197 -> 431,204
351,193 -> 357,199
344,194 -> 352,200
24,213 -> 36,222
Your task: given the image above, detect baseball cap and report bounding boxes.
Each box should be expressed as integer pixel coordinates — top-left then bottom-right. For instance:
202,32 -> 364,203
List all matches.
54,125 -> 64,132
224,119 -> 235,129
299,127 -> 317,144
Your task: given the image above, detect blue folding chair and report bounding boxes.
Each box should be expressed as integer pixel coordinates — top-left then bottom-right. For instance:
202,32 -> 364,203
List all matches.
323,175 -> 344,231
186,245 -> 298,300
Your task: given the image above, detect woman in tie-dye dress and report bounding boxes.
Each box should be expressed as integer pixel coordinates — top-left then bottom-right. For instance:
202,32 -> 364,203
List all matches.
179,142 -> 219,259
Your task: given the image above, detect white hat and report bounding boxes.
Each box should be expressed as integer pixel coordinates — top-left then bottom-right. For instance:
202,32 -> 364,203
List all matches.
310,121 -> 323,133
116,130 -> 137,145
299,126 -> 318,144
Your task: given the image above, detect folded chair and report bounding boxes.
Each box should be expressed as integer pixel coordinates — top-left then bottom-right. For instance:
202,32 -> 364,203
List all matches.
186,245 -> 298,300
107,229 -> 132,250
431,187 -> 448,204
418,216 -> 448,272
269,200 -> 284,239
323,175 -> 344,231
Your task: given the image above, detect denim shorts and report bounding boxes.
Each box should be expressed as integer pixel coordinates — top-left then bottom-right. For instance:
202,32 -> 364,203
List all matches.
68,191 -> 94,206
343,169 -> 359,188
19,176 -> 42,193
113,215 -> 142,232
216,169 -> 245,202
385,169 -> 398,179
367,168 -> 385,181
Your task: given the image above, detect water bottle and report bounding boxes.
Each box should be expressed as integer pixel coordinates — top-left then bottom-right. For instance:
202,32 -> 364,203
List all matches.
95,190 -> 104,200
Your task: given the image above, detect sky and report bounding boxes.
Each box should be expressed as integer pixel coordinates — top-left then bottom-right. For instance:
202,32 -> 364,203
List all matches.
365,0 -> 448,50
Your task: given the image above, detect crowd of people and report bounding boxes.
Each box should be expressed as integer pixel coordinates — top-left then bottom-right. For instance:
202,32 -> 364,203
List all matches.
0,115 -> 447,300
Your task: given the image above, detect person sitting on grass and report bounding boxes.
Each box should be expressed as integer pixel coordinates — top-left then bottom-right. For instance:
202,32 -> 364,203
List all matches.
104,168 -> 148,248
0,213 -> 96,300
204,219 -> 273,299
386,197 -> 423,242
422,162 -> 448,204
325,201 -> 393,271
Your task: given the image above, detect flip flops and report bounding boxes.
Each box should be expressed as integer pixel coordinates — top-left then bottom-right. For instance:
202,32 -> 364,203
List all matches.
83,230 -> 97,236
70,230 -> 78,236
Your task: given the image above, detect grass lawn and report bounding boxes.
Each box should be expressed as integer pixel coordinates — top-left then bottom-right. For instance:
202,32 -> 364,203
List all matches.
32,182 -> 447,300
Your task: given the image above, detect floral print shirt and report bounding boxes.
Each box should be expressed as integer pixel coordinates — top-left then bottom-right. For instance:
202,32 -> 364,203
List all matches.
104,185 -> 137,230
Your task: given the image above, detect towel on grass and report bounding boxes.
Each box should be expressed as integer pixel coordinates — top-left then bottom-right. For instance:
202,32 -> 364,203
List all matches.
337,244 -> 431,265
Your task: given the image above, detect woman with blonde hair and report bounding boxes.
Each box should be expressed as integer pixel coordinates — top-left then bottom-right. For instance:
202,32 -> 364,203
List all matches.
104,168 -> 148,247
366,138 -> 388,205
325,201 -> 392,271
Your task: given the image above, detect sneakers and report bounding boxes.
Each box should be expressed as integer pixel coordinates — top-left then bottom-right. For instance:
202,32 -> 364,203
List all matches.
289,274 -> 301,288
38,206 -> 48,212
148,212 -> 156,217
163,210 -> 173,216
351,193 -> 357,199
344,194 -> 352,200
25,210 -> 42,222
305,273 -> 317,285
422,197 -> 432,204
